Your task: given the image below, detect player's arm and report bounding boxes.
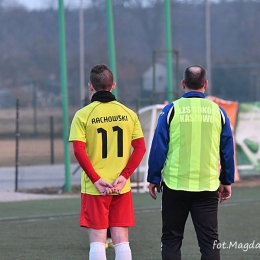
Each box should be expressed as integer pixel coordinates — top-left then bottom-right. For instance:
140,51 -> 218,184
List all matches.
219,107 -> 235,185
147,104 -> 172,199
218,107 -> 235,202
112,137 -> 146,194
73,141 -> 113,195
147,104 -> 172,185
72,141 -> 100,183
120,137 -> 146,179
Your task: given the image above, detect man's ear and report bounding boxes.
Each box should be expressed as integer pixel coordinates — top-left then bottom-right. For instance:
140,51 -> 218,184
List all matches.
203,80 -> 208,91
181,80 -> 186,90
110,82 -> 116,92
88,82 -> 94,91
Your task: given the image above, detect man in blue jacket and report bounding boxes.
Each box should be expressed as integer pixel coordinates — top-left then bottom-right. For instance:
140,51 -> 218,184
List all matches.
147,65 -> 234,260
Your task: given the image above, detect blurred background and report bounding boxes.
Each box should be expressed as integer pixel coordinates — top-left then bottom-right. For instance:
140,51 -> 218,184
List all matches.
0,0 -> 259,192
1,0 -> 259,108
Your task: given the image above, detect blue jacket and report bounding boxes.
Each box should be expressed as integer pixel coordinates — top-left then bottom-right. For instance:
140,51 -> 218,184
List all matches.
147,91 -> 235,186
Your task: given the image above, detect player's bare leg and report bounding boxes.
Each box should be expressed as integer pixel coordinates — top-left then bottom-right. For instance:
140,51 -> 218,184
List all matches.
111,227 -> 132,260
88,228 -> 107,260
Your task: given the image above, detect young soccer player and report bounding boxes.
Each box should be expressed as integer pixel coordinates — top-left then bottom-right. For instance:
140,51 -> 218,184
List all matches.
69,64 -> 146,260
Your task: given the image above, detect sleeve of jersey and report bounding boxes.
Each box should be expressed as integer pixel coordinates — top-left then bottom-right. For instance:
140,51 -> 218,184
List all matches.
120,137 -> 146,179
219,107 -> 235,185
147,104 -> 172,184
72,141 -> 100,183
69,113 -> 86,143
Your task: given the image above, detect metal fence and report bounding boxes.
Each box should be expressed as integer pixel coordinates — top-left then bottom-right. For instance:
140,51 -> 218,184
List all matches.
0,91 -> 154,193
0,99 -> 80,192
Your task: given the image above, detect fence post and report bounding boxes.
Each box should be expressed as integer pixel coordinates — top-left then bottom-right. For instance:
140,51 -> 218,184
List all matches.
32,81 -> 38,136
15,99 -> 20,192
50,116 -> 55,164
59,0 -> 71,192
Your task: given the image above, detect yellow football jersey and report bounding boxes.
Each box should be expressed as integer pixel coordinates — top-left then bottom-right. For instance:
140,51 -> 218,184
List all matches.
69,100 -> 144,195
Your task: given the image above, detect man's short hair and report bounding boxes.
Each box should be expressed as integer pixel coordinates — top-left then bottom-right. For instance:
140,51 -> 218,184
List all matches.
183,65 -> 207,90
89,64 -> 114,91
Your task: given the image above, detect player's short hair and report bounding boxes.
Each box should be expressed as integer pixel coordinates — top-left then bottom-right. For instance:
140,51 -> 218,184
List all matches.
89,64 -> 114,91
183,65 -> 207,90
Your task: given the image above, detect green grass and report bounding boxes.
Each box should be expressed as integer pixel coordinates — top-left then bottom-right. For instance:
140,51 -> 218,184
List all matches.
1,187 -> 260,260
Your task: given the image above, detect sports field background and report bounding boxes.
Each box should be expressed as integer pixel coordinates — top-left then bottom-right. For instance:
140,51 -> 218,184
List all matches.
1,186 -> 260,260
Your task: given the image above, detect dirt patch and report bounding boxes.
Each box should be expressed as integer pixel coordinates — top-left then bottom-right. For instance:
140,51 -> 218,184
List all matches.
0,139 -> 77,166
19,185 -> 81,195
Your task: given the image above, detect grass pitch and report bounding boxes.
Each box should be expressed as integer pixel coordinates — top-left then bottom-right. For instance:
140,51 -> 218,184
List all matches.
0,187 -> 260,260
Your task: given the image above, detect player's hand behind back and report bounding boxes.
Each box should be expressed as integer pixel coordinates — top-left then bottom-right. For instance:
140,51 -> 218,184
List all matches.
94,179 -> 113,196
112,176 -> 127,194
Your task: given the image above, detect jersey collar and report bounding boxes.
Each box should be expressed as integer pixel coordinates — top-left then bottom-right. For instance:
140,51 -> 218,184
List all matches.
91,91 -> 116,103
182,91 -> 205,98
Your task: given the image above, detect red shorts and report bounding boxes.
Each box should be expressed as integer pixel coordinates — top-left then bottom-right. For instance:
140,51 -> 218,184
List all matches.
80,191 -> 135,229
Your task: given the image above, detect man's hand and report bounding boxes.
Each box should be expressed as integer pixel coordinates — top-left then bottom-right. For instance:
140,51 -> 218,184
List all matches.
94,179 -> 113,196
218,184 -> 232,203
148,183 -> 161,200
111,176 -> 127,194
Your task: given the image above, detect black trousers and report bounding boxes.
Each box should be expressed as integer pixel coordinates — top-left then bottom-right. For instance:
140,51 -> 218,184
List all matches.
161,182 -> 220,260
107,227 -> 111,238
